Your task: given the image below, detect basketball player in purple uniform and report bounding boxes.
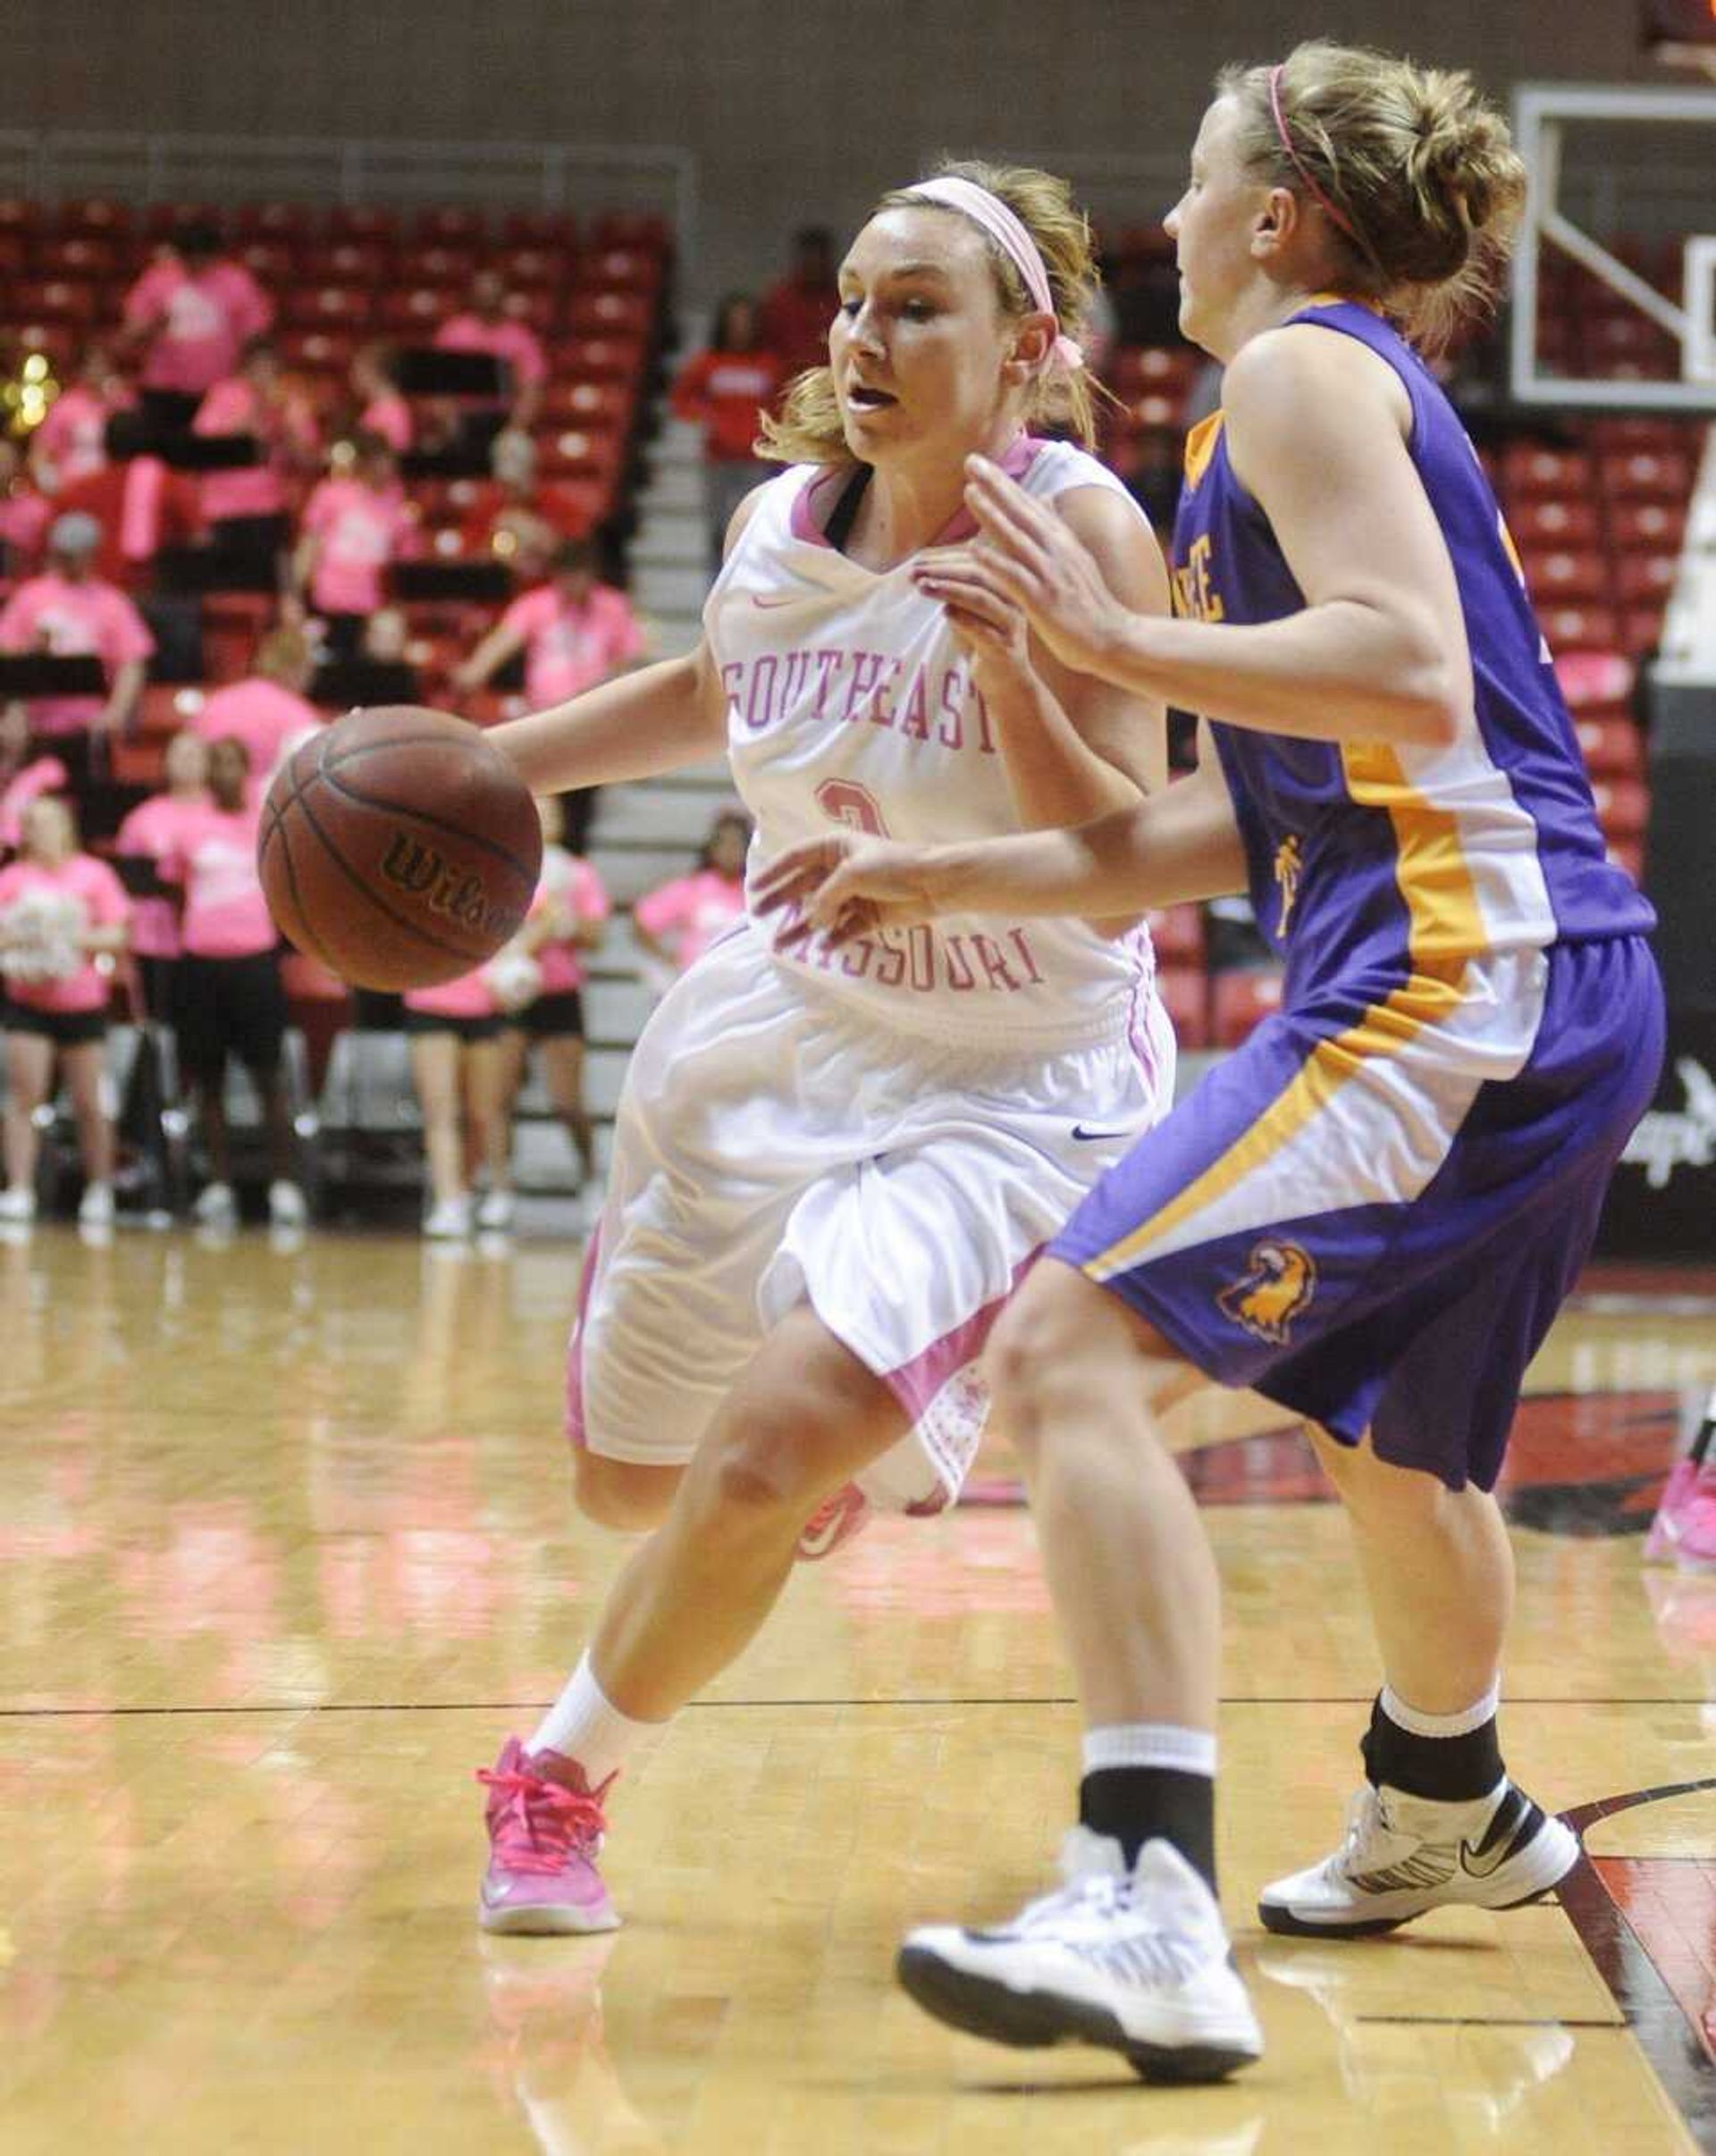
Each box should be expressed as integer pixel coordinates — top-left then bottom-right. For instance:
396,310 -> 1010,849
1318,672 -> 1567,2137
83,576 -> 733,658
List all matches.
760,40 -> 1664,2082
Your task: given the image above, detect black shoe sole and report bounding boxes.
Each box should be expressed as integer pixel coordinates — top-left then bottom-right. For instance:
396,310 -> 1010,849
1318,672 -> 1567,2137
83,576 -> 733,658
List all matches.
1257,1878 -> 1567,1940
895,1944 -> 1259,2085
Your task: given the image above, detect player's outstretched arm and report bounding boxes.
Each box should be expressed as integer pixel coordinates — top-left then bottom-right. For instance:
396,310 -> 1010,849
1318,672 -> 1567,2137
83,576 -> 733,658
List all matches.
488,643 -> 728,795
489,482 -> 769,795
958,330 -> 1474,752
754,731 -> 1248,939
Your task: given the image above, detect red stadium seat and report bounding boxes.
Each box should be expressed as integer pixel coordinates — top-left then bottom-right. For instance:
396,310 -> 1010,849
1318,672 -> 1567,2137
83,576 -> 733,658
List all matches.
1148,903 -> 1206,967
1522,549 -> 1611,606
1590,776 -> 1649,840
1155,964 -> 1208,1050
279,328 -> 358,380
1507,498 -> 1600,547
536,425 -> 623,483
415,206 -> 487,247
6,322 -> 78,370
324,206 -> 401,245
1606,835 -> 1644,883
573,248 -> 664,298
136,683 -> 207,740
1502,444 -> 1595,498
397,243 -> 478,286
566,290 -> 653,340
1554,648 -> 1634,709
1541,602 -> 1621,651
57,197 -> 132,241
12,280 -> 99,329
1575,717 -> 1644,781
299,240 -> 388,285
1599,449 -> 1694,502
1608,499 -> 1686,551
1210,969 -> 1283,1048
556,334 -> 647,386
0,198 -> 44,240
1613,553 -> 1676,607
1620,607 -> 1665,658
378,286 -> 456,334
140,202 -> 226,242
282,284 -> 373,330
235,202 -> 316,242
588,209 -> 671,256
236,239 -> 299,284
500,210 -> 579,248
540,379 -> 635,431
33,236 -> 120,281
497,244 -> 574,291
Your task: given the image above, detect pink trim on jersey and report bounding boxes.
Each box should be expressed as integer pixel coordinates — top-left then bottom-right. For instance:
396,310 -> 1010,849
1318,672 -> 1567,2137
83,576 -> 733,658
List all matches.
877,1245 -> 1042,1507
786,432 -> 1042,551
0,851 -> 129,1011
562,1217 -> 605,1454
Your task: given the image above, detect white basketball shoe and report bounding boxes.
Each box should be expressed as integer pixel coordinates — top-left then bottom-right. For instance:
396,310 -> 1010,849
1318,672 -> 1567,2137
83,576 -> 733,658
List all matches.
1258,1778 -> 1580,1937
897,1828 -> 1263,2084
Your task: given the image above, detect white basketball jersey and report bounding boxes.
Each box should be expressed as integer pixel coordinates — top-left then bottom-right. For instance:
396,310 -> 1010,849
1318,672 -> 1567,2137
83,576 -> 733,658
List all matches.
707,440 -> 1156,1048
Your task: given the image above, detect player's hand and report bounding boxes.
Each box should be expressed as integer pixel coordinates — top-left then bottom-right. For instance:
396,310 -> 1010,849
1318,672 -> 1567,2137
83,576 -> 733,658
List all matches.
908,541 -> 1034,691
924,454 -> 1131,679
752,834 -> 950,944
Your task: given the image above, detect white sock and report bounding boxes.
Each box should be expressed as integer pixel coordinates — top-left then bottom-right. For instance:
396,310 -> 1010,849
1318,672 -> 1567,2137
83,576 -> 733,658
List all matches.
1379,1681 -> 1501,1741
1081,1723 -> 1216,1778
528,1652 -> 669,1786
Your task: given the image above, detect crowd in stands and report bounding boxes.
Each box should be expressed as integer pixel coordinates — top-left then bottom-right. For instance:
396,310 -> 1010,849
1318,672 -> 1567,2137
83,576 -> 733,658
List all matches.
0,195 -> 748,1235
0,194 -> 1695,1230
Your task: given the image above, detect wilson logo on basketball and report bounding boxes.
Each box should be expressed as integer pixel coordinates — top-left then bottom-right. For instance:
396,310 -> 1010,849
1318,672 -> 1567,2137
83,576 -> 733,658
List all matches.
1217,1239 -> 1317,1346
379,833 -> 526,940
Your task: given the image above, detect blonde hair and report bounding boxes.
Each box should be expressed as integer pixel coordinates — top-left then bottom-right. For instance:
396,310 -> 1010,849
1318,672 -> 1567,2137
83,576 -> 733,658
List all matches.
758,159 -> 1103,466
1219,41 -> 1527,354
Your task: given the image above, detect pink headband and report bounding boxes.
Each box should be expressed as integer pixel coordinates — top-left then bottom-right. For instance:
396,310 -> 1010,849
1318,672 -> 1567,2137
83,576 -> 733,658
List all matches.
904,174 -> 1085,376
1267,63 -> 1362,247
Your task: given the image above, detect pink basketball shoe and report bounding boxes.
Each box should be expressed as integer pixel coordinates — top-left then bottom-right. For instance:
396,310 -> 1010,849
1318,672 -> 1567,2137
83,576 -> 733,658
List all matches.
1644,1458 -> 1716,1569
795,1481 -> 872,1562
477,1738 -> 619,1934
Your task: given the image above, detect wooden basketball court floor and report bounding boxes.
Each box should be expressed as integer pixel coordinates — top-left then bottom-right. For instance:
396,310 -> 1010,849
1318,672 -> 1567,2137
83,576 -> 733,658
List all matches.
2,1221 -> 1714,2154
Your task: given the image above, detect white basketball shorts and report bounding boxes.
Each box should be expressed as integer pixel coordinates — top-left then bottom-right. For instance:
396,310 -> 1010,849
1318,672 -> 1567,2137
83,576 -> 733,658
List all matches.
565,919 -> 1173,1513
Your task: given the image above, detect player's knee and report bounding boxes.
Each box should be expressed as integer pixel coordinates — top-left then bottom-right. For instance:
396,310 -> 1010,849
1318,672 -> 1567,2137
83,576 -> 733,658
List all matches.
571,1450 -> 678,1532
707,1411 -> 821,1521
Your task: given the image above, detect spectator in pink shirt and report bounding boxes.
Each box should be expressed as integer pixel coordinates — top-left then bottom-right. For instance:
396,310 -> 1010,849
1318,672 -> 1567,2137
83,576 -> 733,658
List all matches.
0,439 -> 53,586
633,807 -> 750,983
456,538 -> 645,709
193,337 -> 320,571
454,538 -> 645,848
349,343 -> 413,456
158,734 -> 307,1231
121,225 -> 273,428
483,793 -> 610,1230
0,511 -> 154,739
189,626 -> 321,799
29,343 -> 134,497
0,794 -> 130,1226
402,965 -> 508,1239
0,702 -> 68,857
113,728 -> 210,1019
291,432 -> 417,658
435,270 -> 548,432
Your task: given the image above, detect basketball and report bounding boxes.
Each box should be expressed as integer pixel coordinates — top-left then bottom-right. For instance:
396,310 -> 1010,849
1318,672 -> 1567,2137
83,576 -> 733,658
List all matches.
257,706 -> 543,992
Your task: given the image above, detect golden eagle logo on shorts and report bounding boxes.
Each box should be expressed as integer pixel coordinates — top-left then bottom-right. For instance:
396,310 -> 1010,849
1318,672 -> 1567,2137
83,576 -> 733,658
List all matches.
1217,1239 -> 1317,1346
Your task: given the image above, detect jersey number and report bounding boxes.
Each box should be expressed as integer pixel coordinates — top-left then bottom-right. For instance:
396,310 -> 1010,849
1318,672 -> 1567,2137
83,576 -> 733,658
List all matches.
815,778 -> 889,838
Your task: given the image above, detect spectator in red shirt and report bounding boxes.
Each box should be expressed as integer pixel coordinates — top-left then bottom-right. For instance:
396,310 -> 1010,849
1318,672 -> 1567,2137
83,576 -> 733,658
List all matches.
760,226 -> 839,382
435,270 -> 548,434
669,295 -> 785,571
120,224 -> 273,432
0,511 -> 153,741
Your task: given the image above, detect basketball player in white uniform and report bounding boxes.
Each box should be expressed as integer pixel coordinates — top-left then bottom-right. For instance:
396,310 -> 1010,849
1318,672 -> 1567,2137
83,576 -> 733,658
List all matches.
472,164 -> 1177,1935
